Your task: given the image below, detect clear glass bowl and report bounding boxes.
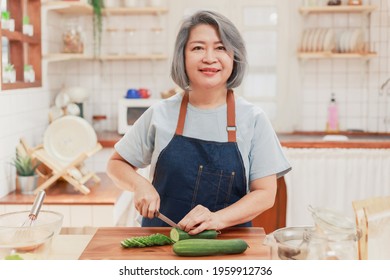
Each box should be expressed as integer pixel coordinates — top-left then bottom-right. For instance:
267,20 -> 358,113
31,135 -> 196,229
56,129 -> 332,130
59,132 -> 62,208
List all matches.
266,226 -> 315,260
0,210 -> 63,235
0,227 -> 54,260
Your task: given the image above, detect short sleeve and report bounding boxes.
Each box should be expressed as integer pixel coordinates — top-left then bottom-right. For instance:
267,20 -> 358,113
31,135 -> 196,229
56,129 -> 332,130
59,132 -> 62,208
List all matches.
248,112 -> 291,182
114,107 -> 155,169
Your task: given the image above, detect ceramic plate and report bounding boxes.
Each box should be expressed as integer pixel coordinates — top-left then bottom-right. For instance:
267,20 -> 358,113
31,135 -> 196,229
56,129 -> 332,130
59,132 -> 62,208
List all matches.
311,28 -> 322,52
349,28 -> 364,53
43,116 -> 97,165
323,29 -> 335,52
316,28 -> 326,52
301,29 -> 310,52
300,29 -> 309,52
306,29 -> 315,52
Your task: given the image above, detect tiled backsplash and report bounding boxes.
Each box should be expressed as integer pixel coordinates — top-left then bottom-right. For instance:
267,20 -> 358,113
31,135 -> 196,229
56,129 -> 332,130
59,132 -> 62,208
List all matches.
298,0 -> 390,132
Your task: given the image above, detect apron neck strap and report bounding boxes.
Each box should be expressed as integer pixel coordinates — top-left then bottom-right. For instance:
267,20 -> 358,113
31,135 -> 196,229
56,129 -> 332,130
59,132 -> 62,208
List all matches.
175,90 -> 236,142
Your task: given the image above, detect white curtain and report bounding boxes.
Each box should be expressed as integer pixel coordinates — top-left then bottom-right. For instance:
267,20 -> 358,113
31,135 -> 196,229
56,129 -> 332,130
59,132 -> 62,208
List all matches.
283,148 -> 390,227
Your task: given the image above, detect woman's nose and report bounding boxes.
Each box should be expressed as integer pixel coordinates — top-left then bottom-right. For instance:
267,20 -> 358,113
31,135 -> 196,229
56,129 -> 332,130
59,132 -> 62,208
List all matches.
202,49 -> 217,63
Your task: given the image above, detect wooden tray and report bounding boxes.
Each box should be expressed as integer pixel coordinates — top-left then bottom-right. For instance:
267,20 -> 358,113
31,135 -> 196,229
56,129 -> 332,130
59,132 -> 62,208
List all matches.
79,227 -> 271,260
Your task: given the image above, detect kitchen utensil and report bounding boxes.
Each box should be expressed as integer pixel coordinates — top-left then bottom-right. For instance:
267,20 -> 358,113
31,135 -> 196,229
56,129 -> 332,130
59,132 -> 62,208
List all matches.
16,191 -> 46,239
65,103 -> 81,116
21,190 -> 46,228
43,115 -> 97,165
155,212 -> 180,228
55,91 -> 70,108
64,87 -> 89,103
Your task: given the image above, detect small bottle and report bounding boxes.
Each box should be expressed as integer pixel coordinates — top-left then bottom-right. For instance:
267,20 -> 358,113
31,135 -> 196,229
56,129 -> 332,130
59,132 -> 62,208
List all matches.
326,93 -> 339,132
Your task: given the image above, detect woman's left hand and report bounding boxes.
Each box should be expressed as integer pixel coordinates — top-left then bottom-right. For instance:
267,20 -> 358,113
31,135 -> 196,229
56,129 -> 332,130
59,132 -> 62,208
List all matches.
178,205 -> 220,235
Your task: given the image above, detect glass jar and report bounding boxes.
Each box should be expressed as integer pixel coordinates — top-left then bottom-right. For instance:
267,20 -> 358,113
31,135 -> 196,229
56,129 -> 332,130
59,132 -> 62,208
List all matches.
63,23 -> 84,53
150,27 -> 164,54
105,28 -> 121,55
305,231 -> 359,260
124,28 -> 137,54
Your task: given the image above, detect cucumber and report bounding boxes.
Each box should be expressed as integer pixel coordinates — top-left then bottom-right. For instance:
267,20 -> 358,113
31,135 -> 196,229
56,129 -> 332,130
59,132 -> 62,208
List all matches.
170,228 -> 219,242
121,233 -> 174,248
172,239 -> 249,257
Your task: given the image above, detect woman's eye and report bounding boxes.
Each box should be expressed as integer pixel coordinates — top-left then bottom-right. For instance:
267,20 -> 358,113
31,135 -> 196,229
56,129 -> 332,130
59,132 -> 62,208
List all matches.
216,45 -> 226,51
192,46 -> 203,51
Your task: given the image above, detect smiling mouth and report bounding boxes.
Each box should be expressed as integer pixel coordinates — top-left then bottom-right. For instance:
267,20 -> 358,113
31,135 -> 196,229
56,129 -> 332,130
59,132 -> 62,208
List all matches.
199,68 -> 220,73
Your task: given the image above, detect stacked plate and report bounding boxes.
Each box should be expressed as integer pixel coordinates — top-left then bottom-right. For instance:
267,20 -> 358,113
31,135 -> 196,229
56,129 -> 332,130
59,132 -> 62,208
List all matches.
336,29 -> 365,53
300,28 -> 336,53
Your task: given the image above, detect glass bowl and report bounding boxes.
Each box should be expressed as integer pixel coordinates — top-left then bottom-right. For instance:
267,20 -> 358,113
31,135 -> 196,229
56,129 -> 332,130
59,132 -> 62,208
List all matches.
0,227 -> 54,260
0,210 -> 63,235
268,226 -> 315,260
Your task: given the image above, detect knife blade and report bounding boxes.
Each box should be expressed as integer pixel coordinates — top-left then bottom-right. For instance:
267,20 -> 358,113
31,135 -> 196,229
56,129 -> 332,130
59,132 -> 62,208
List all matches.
155,212 -> 180,229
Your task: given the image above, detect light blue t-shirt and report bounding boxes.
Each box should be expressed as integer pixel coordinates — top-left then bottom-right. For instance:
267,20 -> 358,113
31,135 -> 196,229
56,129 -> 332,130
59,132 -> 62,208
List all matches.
115,93 -> 291,191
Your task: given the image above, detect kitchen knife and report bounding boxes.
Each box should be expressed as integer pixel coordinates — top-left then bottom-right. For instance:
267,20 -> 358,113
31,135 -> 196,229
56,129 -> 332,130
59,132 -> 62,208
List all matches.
155,212 -> 180,229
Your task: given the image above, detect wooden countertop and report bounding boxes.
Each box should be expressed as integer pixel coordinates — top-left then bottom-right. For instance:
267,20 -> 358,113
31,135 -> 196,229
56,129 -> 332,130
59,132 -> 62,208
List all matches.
79,227 -> 270,260
98,130 -> 390,149
279,131 -> 390,149
0,173 -> 122,205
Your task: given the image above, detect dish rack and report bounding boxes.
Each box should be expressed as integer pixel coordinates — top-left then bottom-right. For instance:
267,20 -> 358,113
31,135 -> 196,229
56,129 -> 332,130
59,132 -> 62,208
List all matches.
18,138 -> 102,195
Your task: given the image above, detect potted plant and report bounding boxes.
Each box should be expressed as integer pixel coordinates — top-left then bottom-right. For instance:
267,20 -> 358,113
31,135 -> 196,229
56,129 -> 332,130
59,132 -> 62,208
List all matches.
88,0 -> 104,56
3,63 -> 16,83
12,151 -> 40,194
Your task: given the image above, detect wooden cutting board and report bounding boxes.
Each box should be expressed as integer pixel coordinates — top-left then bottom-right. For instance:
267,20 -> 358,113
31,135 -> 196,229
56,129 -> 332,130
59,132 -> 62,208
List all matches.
79,227 -> 271,260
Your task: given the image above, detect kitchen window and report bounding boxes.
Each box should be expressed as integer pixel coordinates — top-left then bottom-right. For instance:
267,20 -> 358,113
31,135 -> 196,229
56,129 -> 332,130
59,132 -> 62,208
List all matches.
0,0 -> 41,90
237,0 -> 291,131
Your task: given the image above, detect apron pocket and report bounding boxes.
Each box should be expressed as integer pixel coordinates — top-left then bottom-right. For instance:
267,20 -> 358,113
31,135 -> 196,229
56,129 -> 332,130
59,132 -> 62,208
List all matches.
191,165 -> 235,211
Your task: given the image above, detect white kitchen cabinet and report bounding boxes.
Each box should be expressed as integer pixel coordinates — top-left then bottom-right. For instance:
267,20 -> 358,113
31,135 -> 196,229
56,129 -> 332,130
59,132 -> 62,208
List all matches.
283,147 -> 390,227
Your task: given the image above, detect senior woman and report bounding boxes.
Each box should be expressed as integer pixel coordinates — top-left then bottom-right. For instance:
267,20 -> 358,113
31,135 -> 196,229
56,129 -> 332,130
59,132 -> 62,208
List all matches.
107,10 -> 291,235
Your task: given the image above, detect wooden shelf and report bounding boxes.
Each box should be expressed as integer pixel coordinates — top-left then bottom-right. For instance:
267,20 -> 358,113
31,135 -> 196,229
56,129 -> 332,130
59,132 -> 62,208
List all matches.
44,1 -> 93,15
104,7 -> 168,16
297,51 -> 377,60
2,81 -> 42,90
44,1 -> 168,16
43,53 -> 168,62
1,29 -> 40,44
299,5 -> 377,15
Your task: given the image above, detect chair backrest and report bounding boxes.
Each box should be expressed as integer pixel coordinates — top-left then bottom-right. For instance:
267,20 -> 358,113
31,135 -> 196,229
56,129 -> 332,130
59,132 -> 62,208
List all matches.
353,196 -> 390,260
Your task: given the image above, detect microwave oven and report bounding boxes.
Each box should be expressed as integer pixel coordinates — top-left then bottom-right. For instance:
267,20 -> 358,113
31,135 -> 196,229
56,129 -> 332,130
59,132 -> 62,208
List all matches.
118,98 -> 159,134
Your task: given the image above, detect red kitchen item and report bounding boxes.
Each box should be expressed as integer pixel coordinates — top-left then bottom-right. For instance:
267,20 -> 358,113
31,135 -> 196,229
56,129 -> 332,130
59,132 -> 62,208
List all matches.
138,88 -> 151,98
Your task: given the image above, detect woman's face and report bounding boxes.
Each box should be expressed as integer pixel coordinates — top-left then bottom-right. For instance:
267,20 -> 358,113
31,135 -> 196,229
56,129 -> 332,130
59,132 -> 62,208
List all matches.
184,24 -> 234,91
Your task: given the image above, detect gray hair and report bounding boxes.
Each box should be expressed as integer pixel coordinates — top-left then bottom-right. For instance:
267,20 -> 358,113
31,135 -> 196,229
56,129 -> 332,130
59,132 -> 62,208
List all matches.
170,10 -> 247,90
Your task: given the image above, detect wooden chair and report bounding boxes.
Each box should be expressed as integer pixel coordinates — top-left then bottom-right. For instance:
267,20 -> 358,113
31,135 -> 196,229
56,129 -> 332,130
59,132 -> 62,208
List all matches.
252,177 -> 287,234
19,138 -> 102,195
353,196 -> 390,260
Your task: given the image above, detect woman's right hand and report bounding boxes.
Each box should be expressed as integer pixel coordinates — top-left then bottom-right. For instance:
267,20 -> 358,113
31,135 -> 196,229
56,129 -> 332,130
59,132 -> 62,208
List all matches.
133,182 -> 160,219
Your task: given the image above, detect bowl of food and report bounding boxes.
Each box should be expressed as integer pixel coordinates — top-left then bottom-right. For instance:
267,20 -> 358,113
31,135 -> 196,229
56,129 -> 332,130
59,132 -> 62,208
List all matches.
0,227 -> 54,260
0,210 -> 63,236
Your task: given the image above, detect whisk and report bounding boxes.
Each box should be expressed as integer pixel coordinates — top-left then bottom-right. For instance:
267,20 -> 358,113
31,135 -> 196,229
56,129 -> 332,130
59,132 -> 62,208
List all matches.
22,190 -> 46,227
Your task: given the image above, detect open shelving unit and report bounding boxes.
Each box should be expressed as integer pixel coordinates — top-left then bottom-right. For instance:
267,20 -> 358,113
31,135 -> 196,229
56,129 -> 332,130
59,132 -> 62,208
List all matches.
297,4 -> 378,61
43,1 -> 169,63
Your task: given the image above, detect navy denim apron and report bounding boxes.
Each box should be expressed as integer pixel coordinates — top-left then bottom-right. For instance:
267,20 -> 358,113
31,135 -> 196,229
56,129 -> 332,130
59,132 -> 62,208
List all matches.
142,90 -> 251,227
